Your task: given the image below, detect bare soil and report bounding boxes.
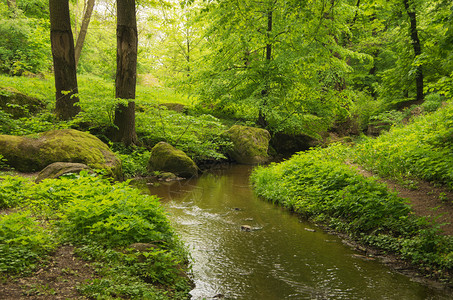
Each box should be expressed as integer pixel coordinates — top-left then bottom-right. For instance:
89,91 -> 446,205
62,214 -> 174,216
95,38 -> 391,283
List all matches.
0,246 -> 96,299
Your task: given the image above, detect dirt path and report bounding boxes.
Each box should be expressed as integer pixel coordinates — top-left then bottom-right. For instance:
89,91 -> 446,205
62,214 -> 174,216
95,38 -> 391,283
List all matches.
352,164 -> 453,235
0,246 -> 95,299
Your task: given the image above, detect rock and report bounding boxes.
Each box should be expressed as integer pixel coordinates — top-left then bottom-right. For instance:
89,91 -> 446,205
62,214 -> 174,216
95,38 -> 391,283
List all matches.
270,132 -> 317,156
0,129 -> 122,179
241,225 -> 252,232
35,162 -> 93,183
225,125 -> 271,164
0,87 -> 45,118
367,122 -> 391,136
158,172 -> 180,181
147,142 -> 198,178
159,103 -> 187,113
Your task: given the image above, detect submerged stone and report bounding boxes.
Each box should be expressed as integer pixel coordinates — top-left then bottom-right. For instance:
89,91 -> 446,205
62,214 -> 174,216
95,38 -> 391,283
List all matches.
147,142 -> 198,178
0,129 -> 122,179
225,125 -> 270,164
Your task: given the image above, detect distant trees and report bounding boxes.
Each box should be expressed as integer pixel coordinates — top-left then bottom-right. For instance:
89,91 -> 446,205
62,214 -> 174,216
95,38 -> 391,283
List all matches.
74,0 -> 95,66
49,0 -> 80,120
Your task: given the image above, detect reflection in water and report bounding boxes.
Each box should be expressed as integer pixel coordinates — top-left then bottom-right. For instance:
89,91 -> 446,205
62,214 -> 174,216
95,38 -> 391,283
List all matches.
147,165 -> 451,300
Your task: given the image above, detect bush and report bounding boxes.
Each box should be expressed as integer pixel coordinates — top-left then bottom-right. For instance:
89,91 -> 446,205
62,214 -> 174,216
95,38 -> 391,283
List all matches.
57,185 -> 173,247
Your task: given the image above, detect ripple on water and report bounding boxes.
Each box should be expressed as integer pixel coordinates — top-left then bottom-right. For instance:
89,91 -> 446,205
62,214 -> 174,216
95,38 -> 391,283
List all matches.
149,165 -> 453,300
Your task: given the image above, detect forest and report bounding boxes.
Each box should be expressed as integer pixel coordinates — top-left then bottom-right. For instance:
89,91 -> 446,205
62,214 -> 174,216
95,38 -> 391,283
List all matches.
0,0 -> 453,298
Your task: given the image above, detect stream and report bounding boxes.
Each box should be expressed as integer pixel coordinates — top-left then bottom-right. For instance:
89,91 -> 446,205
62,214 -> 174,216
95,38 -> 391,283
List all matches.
147,164 -> 452,300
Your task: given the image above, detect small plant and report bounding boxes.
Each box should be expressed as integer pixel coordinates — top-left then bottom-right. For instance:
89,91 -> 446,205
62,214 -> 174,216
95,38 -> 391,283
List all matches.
0,211 -> 56,274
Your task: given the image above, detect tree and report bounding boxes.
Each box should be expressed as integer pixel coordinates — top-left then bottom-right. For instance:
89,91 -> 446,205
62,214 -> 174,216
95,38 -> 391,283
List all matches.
49,0 -> 81,120
114,0 -> 138,145
75,0 -> 95,66
6,0 -> 16,9
402,0 -> 424,104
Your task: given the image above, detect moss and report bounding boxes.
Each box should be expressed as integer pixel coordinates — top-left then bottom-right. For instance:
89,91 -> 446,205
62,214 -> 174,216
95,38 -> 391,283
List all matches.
147,142 -> 198,178
0,87 -> 45,118
0,129 -> 121,178
226,125 -> 271,164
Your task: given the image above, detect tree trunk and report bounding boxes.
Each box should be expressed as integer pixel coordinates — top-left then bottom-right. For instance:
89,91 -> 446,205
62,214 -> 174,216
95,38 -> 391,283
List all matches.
114,0 -> 138,146
49,0 -> 81,120
6,0 -> 16,9
403,0 -> 424,103
75,0 -> 95,66
258,9 -> 273,129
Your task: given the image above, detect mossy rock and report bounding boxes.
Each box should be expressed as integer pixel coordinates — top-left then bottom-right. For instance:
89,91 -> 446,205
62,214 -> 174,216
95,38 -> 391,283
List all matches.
225,125 -> 271,164
35,162 -> 93,183
0,87 -> 45,118
0,129 -> 122,179
147,142 -> 198,178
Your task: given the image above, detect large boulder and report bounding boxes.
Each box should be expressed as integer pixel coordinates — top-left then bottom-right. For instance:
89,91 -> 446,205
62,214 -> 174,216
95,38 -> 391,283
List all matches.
35,162 -> 93,183
147,142 -> 198,178
0,129 -> 122,178
225,125 -> 270,164
270,132 -> 317,156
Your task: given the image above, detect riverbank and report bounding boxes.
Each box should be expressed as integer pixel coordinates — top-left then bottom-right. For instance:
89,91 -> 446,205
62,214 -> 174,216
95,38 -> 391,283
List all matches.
0,173 -> 193,299
251,144 -> 453,285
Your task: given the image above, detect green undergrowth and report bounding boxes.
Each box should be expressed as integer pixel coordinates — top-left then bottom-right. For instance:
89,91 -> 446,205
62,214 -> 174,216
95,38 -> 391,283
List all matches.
251,144 -> 453,278
0,172 -> 192,299
353,102 -> 453,189
0,74 -> 231,162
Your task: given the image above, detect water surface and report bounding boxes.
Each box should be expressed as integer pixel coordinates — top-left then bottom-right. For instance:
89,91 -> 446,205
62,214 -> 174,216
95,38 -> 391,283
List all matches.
147,165 -> 451,299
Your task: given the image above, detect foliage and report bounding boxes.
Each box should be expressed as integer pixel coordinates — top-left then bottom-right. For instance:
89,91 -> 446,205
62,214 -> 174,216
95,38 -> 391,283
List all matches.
115,147 -> 151,178
0,175 -> 31,209
353,102 -> 453,188
0,3 -> 51,75
0,211 -> 56,274
0,173 -> 192,298
136,107 -> 231,162
56,179 -> 173,248
251,144 -> 453,272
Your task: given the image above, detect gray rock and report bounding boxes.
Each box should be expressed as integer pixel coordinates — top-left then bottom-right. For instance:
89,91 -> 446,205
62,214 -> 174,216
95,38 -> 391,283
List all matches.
35,162 -> 93,183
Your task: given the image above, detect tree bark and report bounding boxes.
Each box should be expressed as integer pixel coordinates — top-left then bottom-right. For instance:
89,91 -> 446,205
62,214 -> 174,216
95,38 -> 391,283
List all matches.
6,0 -> 16,9
258,9 -> 273,129
49,0 -> 81,120
75,0 -> 95,66
114,0 -> 138,145
403,0 -> 424,103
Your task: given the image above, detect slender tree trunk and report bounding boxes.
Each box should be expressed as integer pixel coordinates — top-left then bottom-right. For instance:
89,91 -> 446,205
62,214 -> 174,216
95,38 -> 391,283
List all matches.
6,0 -> 16,9
75,0 -> 95,66
403,0 -> 424,103
114,0 -> 138,146
258,9 -> 273,128
49,0 -> 81,120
